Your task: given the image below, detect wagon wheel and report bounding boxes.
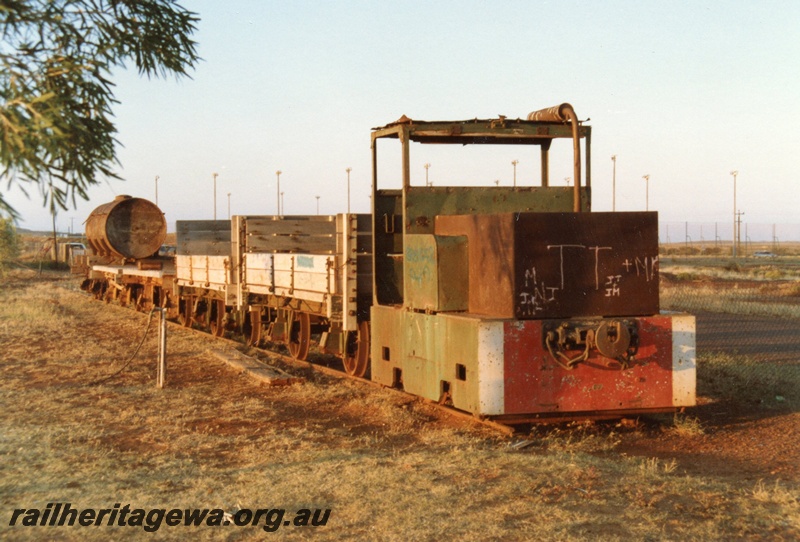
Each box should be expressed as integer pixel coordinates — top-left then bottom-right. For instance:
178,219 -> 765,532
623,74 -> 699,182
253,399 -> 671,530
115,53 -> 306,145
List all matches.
103,286 -> 115,304
343,320 -> 370,378
287,311 -> 311,361
131,286 -> 145,312
247,309 -> 262,347
92,281 -> 106,301
153,286 -> 164,309
140,284 -> 155,312
194,298 -> 209,329
119,286 -> 131,308
163,291 -> 180,320
179,295 -> 194,327
209,298 -> 226,338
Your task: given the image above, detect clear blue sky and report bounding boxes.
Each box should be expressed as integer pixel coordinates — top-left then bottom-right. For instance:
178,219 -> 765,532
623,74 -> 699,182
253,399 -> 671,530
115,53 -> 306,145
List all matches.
6,0 -> 799,240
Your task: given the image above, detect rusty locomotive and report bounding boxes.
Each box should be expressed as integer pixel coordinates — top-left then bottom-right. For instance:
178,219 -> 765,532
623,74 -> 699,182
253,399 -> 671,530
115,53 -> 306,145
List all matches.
78,104 -> 696,423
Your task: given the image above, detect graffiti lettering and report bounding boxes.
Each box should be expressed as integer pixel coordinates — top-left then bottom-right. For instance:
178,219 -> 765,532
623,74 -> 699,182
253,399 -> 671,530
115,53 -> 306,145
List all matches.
605,275 -> 622,297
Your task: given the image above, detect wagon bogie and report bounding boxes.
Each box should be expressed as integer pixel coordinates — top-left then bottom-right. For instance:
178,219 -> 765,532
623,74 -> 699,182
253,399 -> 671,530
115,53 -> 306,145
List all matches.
175,212 -> 372,364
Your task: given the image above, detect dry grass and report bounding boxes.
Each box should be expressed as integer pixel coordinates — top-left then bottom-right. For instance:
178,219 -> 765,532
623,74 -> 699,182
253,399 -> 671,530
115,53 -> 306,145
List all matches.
698,352 -> 800,408
661,282 -> 800,319
665,413 -> 705,437
1,269 -> 798,541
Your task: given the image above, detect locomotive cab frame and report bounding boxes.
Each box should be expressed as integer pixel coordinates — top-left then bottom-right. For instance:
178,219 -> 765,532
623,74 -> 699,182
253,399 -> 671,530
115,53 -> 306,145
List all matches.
369,105 -> 696,421
370,108 -> 593,308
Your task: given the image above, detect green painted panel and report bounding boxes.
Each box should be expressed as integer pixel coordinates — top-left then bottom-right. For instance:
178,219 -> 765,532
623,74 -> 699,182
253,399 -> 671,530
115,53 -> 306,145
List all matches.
404,186 -> 591,234
404,234 -> 468,312
402,311 -> 442,401
369,305 -> 404,388
371,305 -> 507,415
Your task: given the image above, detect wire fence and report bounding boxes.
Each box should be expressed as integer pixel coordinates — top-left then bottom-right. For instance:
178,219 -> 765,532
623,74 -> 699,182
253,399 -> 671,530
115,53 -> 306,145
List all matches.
659,222 -> 800,256
660,273 -> 800,409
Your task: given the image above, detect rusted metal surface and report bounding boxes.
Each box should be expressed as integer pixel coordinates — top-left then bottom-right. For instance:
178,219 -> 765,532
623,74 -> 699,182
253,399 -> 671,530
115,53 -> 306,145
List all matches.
435,211 -> 660,319
403,185 -> 591,235
85,196 -> 166,260
370,307 -> 695,418
513,211 -> 659,319
501,315 -> 695,416
343,320 -> 370,377
371,109 -> 593,311
527,103 -> 582,212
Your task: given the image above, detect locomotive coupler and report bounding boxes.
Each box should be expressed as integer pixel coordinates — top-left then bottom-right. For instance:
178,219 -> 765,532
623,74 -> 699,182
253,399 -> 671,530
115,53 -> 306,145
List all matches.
543,319 -> 639,370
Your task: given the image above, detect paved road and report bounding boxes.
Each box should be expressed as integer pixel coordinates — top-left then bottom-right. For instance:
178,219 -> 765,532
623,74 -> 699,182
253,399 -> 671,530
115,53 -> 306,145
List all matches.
695,312 -> 800,364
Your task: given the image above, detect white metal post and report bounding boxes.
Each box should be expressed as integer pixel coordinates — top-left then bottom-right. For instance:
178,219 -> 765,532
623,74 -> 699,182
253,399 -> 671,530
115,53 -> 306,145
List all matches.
157,308 -> 167,388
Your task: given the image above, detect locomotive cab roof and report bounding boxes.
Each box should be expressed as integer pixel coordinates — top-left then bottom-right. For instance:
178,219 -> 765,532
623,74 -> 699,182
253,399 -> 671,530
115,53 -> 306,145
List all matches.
371,103 -> 591,212
372,105 -> 590,147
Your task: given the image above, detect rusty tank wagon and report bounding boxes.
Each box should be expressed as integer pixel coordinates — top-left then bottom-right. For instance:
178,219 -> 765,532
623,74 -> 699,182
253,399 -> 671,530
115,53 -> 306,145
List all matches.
79,195 -> 175,310
77,104 -> 696,423
85,195 -> 167,260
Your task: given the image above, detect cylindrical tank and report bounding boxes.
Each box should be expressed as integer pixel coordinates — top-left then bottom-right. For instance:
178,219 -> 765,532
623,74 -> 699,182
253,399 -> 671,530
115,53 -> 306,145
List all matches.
85,195 -> 166,260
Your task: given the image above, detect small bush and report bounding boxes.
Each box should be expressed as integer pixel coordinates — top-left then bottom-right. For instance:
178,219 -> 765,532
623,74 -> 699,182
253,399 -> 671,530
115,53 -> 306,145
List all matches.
723,261 -> 742,273
0,218 -> 21,274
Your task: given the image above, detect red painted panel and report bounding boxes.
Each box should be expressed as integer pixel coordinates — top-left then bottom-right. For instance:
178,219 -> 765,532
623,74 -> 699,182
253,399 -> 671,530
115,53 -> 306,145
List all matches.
503,317 -> 675,415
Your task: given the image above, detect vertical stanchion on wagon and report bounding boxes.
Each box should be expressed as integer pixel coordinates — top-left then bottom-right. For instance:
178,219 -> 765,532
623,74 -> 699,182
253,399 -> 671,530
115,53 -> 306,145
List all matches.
157,308 -> 167,388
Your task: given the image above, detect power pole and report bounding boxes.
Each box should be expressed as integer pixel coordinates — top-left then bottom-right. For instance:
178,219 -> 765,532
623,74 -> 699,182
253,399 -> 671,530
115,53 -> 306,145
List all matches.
611,155 -> 617,211
50,183 -> 58,263
346,167 -> 352,213
212,172 -> 218,220
730,170 -> 738,258
736,210 -> 745,257
511,159 -> 518,187
275,170 -> 282,216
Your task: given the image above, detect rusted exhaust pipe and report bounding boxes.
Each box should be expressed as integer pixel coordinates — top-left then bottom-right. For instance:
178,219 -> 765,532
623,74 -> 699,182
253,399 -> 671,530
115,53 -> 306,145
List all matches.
528,103 -> 582,212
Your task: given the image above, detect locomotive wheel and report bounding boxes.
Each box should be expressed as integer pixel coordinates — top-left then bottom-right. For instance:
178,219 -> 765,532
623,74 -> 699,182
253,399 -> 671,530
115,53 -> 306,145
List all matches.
343,320 -> 370,378
287,311 -> 310,361
209,299 -> 226,338
247,309 -> 262,347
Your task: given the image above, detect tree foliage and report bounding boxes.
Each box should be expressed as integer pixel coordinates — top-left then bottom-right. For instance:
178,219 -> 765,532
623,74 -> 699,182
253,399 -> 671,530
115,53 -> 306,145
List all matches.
0,216 -> 20,272
0,0 -> 199,219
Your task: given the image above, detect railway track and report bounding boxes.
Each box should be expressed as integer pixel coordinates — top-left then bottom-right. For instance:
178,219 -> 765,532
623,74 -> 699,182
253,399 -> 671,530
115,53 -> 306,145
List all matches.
181,318 -> 518,436
90,297 -> 518,435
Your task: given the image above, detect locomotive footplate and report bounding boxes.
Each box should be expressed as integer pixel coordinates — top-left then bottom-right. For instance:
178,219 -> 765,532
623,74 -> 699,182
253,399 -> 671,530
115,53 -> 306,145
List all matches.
371,306 -> 696,419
